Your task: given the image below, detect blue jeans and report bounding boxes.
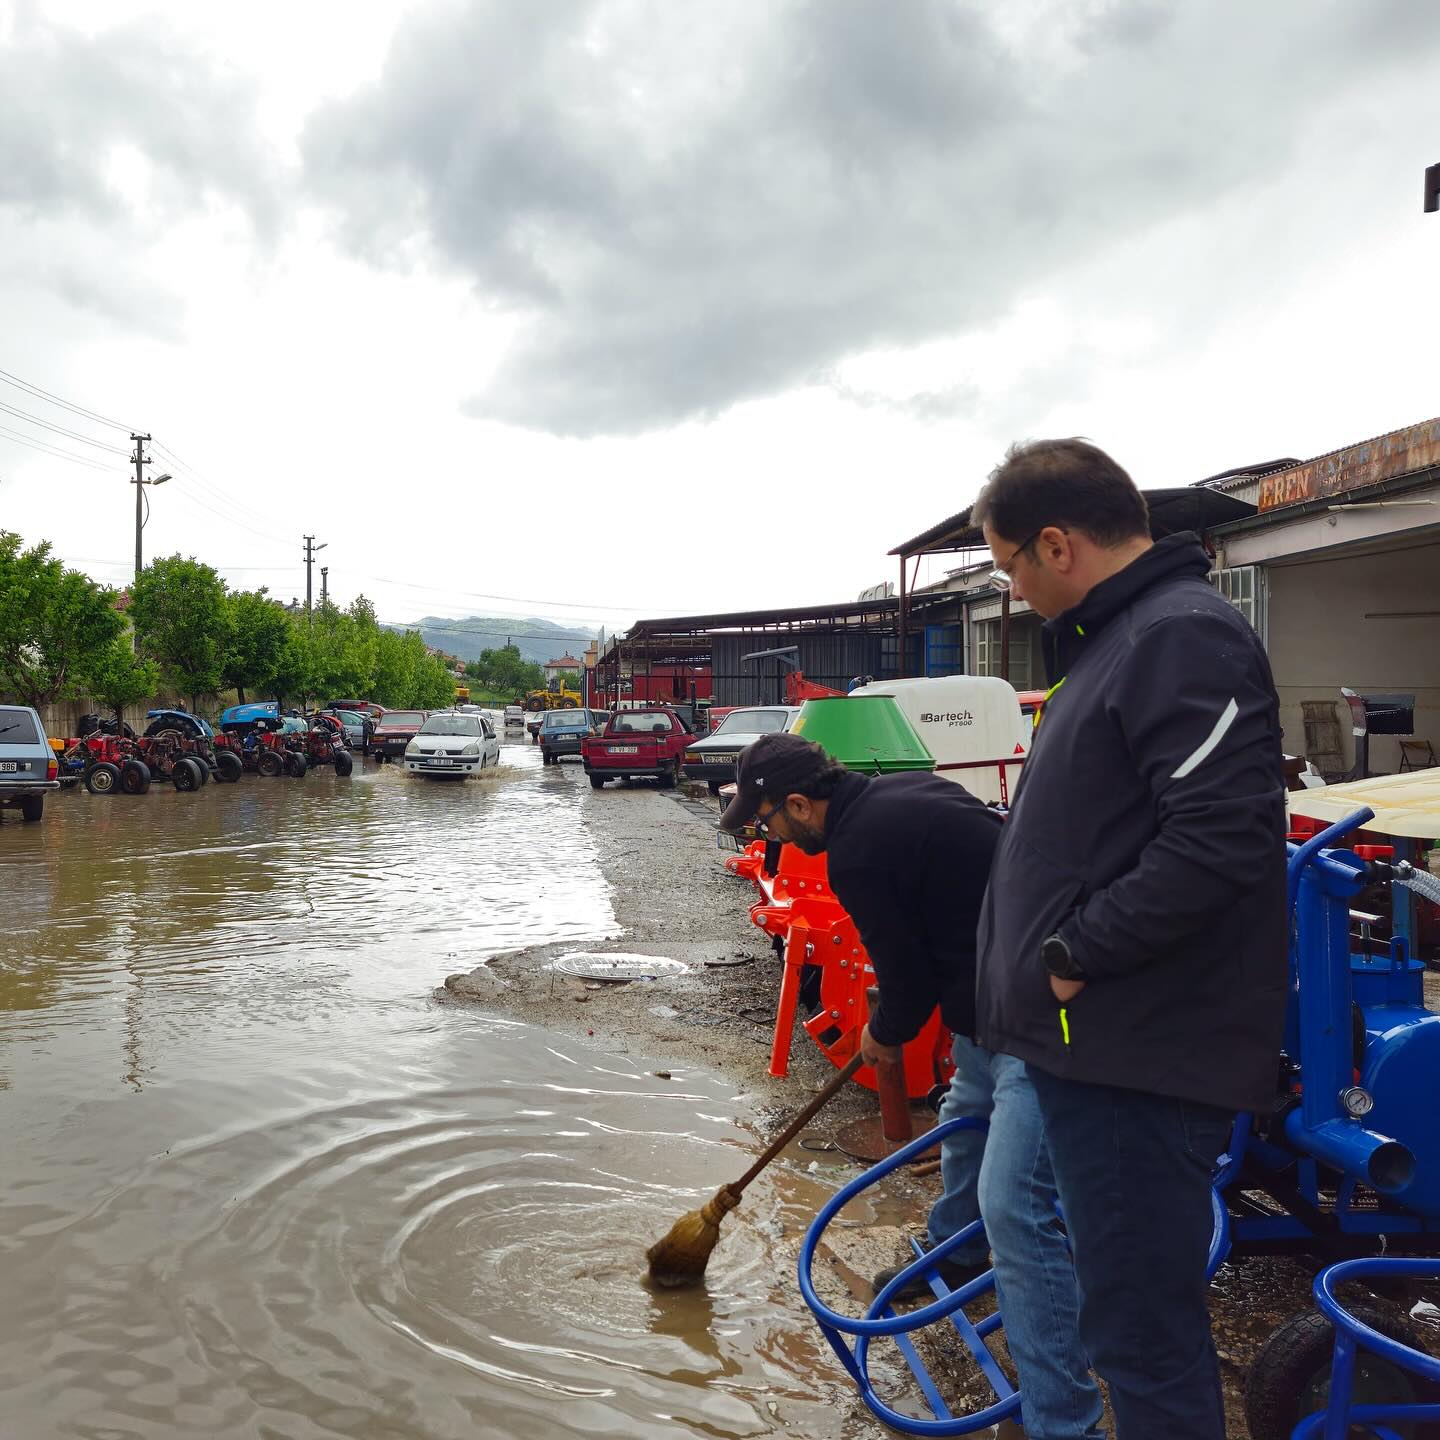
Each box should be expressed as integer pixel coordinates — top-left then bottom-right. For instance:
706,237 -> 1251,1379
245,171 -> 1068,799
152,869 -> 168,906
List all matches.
1028,1067 -> 1233,1440
929,1037 -> 1103,1440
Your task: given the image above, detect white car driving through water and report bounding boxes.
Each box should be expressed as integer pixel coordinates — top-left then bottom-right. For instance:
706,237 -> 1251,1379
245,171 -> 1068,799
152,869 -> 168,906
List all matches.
404,712 -> 501,779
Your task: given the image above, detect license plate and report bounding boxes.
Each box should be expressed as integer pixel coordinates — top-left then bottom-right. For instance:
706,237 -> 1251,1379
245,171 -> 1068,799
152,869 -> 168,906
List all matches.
609,745 -> 639,754
715,831 -> 741,853
431,757 -> 452,766
0,762 -> 15,772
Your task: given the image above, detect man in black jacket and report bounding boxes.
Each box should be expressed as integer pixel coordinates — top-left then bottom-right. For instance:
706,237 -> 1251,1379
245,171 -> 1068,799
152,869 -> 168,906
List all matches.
720,735 -> 1105,1440
974,439 -> 1286,1440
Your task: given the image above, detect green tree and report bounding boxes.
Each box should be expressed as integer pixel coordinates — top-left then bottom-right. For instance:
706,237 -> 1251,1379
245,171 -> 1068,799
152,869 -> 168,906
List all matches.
469,643 -> 544,698
129,555 -> 231,710
0,532 -> 125,707
412,649 -> 460,708
223,588 -> 292,703
269,619 -> 317,706
83,636 -> 160,723
309,601 -> 376,700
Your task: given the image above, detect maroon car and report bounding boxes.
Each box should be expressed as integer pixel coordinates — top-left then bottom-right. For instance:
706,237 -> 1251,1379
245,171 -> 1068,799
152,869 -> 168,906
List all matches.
371,709 -> 428,761
582,707 -> 694,789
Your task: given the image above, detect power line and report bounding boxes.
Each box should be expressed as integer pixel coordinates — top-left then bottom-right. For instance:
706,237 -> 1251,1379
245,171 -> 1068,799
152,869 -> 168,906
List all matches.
164,480 -> 298,548
0,399 -> 130,454
0,423 -> 115,472
151,440 -> 294,545
0,365 -> 138,434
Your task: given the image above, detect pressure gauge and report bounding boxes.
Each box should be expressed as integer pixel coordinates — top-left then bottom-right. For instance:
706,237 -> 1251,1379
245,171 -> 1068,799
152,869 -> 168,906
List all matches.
1340,1086 -> 1374,1118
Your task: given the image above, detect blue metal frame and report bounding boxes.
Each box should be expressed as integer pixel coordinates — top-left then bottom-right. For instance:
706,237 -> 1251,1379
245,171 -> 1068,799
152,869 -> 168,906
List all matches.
1226,807 -> 1440,1248
1290,1257 -> 1440,1439
798,1118 -> 1232,1434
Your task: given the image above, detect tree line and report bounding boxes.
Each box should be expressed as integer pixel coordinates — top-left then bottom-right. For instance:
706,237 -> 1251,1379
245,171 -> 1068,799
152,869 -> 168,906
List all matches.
0,533 -> 460,717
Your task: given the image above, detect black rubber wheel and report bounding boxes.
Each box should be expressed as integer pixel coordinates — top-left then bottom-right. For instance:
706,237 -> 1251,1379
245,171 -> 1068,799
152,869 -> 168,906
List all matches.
86,762 -> 121,795
542,750 -> 553,765
1245,1302 -> 1438,1440
559,697 -> 578,708
171,757 -> 203,792
588,773 -> 605,789
256,749 -> 285,778
658,760 -> 679,790
20,794 -> 43,822
708,780 -> 722,795
193,757 -> 210,785
286,751 -> 308,777
119,759 -> 151,795
334,751 -> 354,777
215,750 -> 243,783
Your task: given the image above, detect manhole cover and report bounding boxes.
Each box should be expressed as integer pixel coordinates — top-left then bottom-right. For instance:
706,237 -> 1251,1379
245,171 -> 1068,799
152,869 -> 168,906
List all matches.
548,952 -> 690,981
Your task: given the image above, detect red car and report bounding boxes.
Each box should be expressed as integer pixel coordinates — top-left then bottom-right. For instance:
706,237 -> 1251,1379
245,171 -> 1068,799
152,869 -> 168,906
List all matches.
582,707 -> 694,789
371,709 -> 429,761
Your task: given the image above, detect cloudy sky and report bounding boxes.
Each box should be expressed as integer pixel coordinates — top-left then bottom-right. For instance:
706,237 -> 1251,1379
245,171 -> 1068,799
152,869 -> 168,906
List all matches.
3,0 -> 1438,644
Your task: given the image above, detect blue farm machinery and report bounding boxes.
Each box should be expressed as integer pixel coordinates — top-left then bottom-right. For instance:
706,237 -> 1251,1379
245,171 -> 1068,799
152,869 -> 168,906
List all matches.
775,699 -> 1440,1436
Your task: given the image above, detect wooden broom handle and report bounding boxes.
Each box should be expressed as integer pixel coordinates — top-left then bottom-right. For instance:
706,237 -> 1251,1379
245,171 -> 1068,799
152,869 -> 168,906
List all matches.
729,1052 -> 865,1197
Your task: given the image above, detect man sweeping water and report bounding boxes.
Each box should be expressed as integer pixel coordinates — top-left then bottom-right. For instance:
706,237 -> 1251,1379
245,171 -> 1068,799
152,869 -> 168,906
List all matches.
676,732 -> 1104,1440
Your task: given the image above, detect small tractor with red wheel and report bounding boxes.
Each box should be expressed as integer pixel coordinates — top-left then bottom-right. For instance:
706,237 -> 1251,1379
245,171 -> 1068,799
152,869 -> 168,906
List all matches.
60,715 -> 208,795
142,708 -> 241,784
217,701 -> 310,777
298,712 -> 354,775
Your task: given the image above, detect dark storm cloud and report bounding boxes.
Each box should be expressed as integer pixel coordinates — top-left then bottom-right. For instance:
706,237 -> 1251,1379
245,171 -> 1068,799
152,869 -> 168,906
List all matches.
302,0 -> 1440,437
0,13 -> 276,234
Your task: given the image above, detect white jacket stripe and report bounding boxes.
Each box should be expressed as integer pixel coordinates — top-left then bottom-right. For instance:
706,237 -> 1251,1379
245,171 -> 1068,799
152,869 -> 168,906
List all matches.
1170,697 -> 1239,780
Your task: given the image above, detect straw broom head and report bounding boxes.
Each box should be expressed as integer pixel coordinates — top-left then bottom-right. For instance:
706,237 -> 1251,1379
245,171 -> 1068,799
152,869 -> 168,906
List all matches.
645,1184 -> 741,1289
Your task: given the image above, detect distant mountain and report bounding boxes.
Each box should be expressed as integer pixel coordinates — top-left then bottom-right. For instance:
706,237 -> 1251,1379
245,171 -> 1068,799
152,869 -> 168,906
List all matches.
388,614 -> 596,666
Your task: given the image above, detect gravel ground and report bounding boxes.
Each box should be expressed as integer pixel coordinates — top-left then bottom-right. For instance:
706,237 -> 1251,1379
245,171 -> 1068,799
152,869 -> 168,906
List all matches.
441,765 -> 1440,1438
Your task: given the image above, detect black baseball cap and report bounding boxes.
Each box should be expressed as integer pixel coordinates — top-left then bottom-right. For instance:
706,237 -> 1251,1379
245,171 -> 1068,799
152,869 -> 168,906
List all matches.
717,732 -> 834,832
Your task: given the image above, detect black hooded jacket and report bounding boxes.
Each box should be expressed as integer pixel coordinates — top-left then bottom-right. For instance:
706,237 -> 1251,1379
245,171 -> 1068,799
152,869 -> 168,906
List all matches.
823,769 -> 1002,1047
974,533 -> 1287,1114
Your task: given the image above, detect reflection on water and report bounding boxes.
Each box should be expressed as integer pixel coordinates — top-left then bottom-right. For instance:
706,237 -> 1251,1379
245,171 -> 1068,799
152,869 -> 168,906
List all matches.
0,741 -> 861,1437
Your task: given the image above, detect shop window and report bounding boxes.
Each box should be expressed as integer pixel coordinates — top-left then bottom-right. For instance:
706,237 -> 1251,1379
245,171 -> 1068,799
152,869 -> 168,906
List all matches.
973,619 -> 1033,689
1209,565 -> 1264,638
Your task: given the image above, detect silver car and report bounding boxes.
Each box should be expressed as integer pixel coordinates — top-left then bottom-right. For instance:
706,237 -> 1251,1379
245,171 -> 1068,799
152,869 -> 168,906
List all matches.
0,704 -> 60,822
681,706 -> 800,793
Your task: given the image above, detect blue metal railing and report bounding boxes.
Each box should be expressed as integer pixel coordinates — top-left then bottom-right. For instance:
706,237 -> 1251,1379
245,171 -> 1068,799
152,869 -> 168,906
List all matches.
1290,1257 -> 1440,1439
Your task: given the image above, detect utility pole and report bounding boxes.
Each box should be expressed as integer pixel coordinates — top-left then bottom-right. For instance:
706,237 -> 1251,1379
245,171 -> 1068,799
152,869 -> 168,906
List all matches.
303,535 -> 327,622
131,434 -> 151,580
320,566 -> 329,606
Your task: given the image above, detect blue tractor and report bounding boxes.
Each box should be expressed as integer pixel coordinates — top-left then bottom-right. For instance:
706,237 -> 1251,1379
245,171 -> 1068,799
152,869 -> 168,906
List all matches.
798,779 -> 1440,1437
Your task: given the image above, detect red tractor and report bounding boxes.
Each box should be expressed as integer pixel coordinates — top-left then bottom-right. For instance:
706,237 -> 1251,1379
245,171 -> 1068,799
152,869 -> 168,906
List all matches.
60,717 -> 207,795
299,713 -> 355,775
142,709 -> 242,783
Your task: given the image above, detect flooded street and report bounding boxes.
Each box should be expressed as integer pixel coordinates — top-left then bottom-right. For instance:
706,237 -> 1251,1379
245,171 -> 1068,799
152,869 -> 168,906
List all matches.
0,734 -> 868,1439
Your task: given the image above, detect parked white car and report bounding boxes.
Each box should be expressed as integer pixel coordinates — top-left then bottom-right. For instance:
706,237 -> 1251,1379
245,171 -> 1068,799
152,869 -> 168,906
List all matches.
404,712 -> 501,779
503,705 -> 525,729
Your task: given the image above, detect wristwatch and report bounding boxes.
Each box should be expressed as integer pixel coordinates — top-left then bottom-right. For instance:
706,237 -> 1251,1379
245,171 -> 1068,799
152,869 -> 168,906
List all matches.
1041,933 -> 1087,982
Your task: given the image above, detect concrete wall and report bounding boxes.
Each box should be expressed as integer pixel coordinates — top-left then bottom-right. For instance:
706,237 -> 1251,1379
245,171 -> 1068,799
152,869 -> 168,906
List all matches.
1264,540 -> 1440,774
7,694 -> 214,741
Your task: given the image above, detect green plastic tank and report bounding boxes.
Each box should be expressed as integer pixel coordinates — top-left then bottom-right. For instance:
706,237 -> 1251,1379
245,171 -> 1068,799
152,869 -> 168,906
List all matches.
790,696 -> 935,774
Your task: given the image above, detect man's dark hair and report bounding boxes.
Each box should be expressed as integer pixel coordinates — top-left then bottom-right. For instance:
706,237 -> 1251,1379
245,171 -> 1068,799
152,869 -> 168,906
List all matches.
791,748 -> 850,801
971,439 -> 1150,547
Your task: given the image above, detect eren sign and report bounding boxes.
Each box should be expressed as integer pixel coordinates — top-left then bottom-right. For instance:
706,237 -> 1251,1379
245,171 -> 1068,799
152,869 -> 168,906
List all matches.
1258,418 -> 1440,512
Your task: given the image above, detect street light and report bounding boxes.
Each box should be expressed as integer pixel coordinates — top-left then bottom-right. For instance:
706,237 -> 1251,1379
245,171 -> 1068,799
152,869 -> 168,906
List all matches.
134,473 -> 173,578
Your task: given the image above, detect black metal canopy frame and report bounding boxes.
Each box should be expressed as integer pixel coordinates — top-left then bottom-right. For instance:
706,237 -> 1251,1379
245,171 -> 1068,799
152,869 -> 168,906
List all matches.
593,594 -> 957,705
885,486 -> 1257,678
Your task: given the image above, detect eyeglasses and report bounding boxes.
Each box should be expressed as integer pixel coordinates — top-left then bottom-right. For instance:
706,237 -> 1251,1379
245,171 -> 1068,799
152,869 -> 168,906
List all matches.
754,797 -> 787,836
989,527 -> 1058,592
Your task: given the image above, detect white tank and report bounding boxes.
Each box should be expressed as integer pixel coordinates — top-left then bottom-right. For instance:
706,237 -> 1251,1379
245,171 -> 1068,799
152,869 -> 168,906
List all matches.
849,676 -> 1029,806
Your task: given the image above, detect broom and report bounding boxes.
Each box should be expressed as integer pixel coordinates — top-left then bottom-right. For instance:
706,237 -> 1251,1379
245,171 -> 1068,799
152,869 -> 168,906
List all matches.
646,1051 -> 865,1288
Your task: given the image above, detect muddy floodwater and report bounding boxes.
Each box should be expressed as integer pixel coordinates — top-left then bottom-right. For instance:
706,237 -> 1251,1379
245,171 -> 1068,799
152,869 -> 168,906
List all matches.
0,738 -> 874,1439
